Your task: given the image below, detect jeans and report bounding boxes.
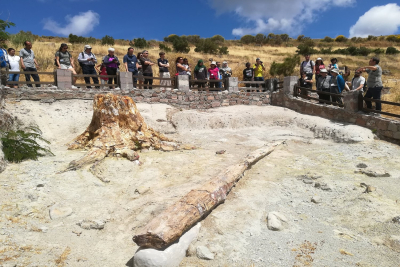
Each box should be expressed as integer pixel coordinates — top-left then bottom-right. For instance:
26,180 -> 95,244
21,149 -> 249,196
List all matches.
23,67 -> 40,87
143,73 -> 153,89
130,70 -> 138,84
82,65 -> 99,87
209,80 -> 218,88
254,77 -> 265,90
9,73 -> 20,86
106,67 -> 118,87
365,86 -> 383,111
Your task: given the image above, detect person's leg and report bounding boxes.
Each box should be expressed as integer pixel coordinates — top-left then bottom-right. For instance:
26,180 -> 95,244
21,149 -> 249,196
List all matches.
30,67 -> 40,87
131,70 -> 138,88
364,88 -> 373,110
143,73 -> 150,89
8,74 -> 14,87
12,74 -> 20,88
89,66 -> 99,87
160,72 -> 165,90
24,67 -> 33,87
82,65 -> 91,87
330,86 -> 337,103
148,73 -> 153,89
372,86 -> 383,111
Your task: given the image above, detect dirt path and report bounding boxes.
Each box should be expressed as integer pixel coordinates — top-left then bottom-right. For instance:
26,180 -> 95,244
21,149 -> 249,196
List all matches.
0,100 -> 399,267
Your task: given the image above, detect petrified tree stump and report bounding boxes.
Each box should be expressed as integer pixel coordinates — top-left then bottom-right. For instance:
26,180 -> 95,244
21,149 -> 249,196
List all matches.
133,141 -> 283,249
66,93 -> 191,171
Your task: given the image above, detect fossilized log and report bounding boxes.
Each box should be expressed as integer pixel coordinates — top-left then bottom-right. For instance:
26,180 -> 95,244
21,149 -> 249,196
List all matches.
133,141 -> 283,249
66,93 -> 193,171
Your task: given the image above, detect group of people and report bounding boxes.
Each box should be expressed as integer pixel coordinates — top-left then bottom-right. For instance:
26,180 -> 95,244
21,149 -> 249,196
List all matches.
297,54 -> 383,113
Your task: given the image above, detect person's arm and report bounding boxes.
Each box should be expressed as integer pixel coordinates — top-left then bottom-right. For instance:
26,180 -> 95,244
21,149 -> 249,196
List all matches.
143,59 -> 154,66
55,52 -> 61,69
78,53 -> 85,63
70,56 -> 74,68
115,56 -> 120,66
312,62 -> 316,74
355,78 -> 365,90
34,58 -> 40,69
92,54 -> 97,64
103,56 -> 111,65
262,64 -> 266,71
176,63 -> 187,71
20,56 -> 25,70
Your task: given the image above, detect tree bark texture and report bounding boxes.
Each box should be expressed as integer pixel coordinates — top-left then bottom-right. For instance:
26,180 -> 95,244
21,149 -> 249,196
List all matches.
133,141 -> 283,249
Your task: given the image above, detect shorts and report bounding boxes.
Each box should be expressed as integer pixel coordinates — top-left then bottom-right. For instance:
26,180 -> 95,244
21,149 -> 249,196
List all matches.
61,64 -> 73,70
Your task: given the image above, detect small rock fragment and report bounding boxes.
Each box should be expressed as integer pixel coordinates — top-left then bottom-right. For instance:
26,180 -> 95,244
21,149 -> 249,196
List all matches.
77,220 -> 106,230
314,182 -> 321,188
215,150 -> 226,155
196,246 -> 215,260
356,163 -> 368,168
311,196 -> 321,204
356,168 -> 390,177
267,212 -> 287,231
392,216 -> 400,224
49,204 -> 73,220
303,179 -> 313,185
339,249 -> 354,256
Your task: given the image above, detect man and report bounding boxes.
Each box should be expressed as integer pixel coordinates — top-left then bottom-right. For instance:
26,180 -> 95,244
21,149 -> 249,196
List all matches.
157,52 -> 170,90
123,47 -> 138,87
357,57 -> 383,114
300,54 -> 315,83
330,68 -> 349,105
253,58 -> 266,91
316,69 -> 331,104
78,45 -> 99,88
140,50 -> 155,89
19,41 -> 40,87
351,70 -> 365,92
243,62 -> 254,89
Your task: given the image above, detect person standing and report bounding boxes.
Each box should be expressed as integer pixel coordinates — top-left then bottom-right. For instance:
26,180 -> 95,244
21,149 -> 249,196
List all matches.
330,68 -> 348,105
140,50 -> 155,89
7,48 -> 20,88
298,72 -> 313,96
208,61 -> 219,88
19,41 -> 40,87
315,58 -> 325,87
328,58 -> 339,74
183,58 -> 191,87
78,45 -> 99,88
300,54 -> 315,82
194,59 -> 207,88
158,52 -> 170,90
136,52 -> 144,89
103,48 -> 120,89
243,62 -> 254,89
351,70 -> 365,91
357,57 -> 383,114
55,43 -> 78,86
123,47 -> 138,87
316,69 -> 331,103
176,57 -> 187,75
253,58 -> 266,91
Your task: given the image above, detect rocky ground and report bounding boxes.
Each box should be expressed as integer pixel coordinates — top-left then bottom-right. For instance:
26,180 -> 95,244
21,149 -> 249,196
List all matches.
0,100 -> 399,267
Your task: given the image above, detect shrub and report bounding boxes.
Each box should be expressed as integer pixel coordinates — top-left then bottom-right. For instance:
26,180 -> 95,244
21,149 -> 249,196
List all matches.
319,47 -> 333,54
159,43 -> 172,53
218,46 -> 229,55
280,34 -> 290,43
269,55 -> 300,77
68,33 -> 96,44
10,30 -> 35,47
255,33 -> 266,45
172,36 -> 190,53
386,35 -> 397,42
132,38 -> 148,49
296,44 -> 318,55
101,35 -> 114,46
335,35 -> 348,42
164,34 -> 179,43
240,35 -> 256,44
297,35 -> 305,41
322,36 -> 334,43
1,125 -> 54,163
372,48 -> 385,54
187,35 -> 201,44
386,47 -> 400,55
367,35 -> 377,41
211,35 -> 225,44
195,38 -> 219,54
0,19 -> 15,48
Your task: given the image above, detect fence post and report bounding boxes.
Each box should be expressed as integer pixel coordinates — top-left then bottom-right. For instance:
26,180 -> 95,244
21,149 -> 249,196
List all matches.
283,76 -> 298,96
343,90 -> 362,112
227,77 -> 238,92
56,69 -> 72,89
119,71 -> 134,90
177,75 -> 189,92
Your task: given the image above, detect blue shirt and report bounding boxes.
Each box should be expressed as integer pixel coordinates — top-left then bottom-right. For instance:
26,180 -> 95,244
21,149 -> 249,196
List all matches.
337,75 -> 345,93
123,54 -> 138,72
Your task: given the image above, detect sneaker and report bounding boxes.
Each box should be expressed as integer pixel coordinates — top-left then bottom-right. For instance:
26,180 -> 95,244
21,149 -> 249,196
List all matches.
71,85 -> 78,89
373,112 -> 381,117
114,87 -> 120,90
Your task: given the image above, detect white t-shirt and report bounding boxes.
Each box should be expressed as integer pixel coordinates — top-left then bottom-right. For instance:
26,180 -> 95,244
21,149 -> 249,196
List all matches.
9,55 -> 20,71
352,76 -> 366,91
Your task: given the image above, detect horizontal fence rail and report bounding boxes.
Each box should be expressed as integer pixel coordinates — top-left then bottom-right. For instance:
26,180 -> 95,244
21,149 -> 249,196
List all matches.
190,78 -> 226,91
133,74 -> 176,89
2,69 -> 57,86
361,96 -> 400,119
294,85 -> 344,107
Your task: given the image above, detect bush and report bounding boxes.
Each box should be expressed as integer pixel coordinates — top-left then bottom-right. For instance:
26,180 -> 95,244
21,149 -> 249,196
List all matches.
68,33 -> 96,44
335,35 -> 348,42
211,35 -> 225,44
255,33 -> 266,45
296,44 -> 318,55
133,38 -> 148,49
1,125 -> 54,163
297,35 -> 305,41
0,19 -> 15,48
172,36 -> 190,53
322,36 -> 334,43
101,35 -> 114,46
10,31 -> 36,46
367,35 -> 377,41
386,35 -> 397,42
187,35 -> 201,44
195,38 -> 219,54
280,34 -> 290,43
159,43 -> 172,53
218,46 -> 229,55
240,35 -> 256,44
269,55 -> 300,77
386,47 -> 400,55
372,48 -> 385,55
164,34 -> 179,43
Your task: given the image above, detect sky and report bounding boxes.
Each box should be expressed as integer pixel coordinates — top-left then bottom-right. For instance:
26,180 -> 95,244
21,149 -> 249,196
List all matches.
4,0 -> 400,40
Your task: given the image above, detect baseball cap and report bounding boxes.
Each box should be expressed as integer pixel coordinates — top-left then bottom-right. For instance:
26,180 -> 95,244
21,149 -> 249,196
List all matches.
211,61 -> 216,65
84,45 -> 92,50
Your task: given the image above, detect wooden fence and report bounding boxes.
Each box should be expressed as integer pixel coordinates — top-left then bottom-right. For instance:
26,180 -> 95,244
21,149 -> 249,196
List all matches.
132,75 -> 176,89
2,69 -> 57,86
293,85 -> 344,107
189,78 -> 226,91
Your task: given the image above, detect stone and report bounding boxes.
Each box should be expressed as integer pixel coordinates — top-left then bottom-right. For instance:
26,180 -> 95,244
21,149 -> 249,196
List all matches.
77,219 -> 106,230
357,168 -> 390,178
215,150 -> 226,155
196,246 -> 214,260
267,211 -> 287,231
303,179 -> 313,185
311,196 -> 321,204
392,216 -> 400,224
49,204 -> 73,220
356,163 -> 368,168
134,223 -> 201,267
321,184 -> 332,191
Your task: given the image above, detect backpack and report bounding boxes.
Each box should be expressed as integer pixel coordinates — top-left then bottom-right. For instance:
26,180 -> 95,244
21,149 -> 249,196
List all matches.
54,51 -> 71,66
0,48 -> 9,68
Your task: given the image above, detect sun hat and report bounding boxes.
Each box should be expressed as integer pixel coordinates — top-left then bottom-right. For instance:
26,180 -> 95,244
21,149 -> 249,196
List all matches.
320,69 -> 328,73
84,45 -> 92,50
316,57 -> 322,61
330,68 -> 339,74
108,47 -> 115,52
211,61 -> 216,65
223,61 -> 227,64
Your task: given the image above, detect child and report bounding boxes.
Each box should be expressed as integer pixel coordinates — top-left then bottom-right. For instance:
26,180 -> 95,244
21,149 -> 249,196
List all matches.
243,62 -> 254,90
95,63 -> 108,89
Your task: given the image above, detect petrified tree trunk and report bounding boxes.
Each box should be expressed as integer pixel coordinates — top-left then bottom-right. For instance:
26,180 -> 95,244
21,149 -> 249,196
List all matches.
66,93 -> 191,171
133,141 -> 283,249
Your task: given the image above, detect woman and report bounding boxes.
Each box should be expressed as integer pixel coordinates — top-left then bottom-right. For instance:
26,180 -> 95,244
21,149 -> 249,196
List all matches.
103,48 -> 120,89
194,59 -> 207,88
328,58 -> 339,73
315,58 -> 325,88
176,57 -> 187,75
183,58 -> 192,87
298,72 -> 313,96
136,52 -> 144,89
8,48 -> 20,88
55,43 -> 78,85
208,61 -> 219,88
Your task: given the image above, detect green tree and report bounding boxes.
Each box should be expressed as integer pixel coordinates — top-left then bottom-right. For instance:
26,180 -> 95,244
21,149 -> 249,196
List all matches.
297,35 -> 305,41
335,35 -> 348,42
164,34 -> 179,43
159,43 -> 172,53
322,36 -> 334,42
367,35 -> 377,41
211,35 -> 225,44
133,38 -> 148,49
280,34 -> 290,43
101,35 -> 115,46
172,36 -> 190,53
255,33 -> 266,45
240,35 -> 255,44
269,55 -> 300,77
187,35 -> 201,44
0,19 -> 16,48
218,46 -> 229,55
194,38 -> 219,54
10,30 -> 35,47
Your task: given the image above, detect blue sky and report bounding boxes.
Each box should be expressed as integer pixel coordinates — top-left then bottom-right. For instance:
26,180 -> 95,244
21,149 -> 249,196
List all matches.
5,0 -> 400,40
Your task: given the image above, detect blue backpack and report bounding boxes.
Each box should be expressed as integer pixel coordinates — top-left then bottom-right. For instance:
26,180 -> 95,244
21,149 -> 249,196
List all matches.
0,48 -> 9,68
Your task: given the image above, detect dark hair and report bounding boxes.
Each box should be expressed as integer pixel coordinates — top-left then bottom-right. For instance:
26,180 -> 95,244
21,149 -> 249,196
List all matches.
371,57 -> 380,64
7,48 -> 15,53
127,47 -> 134,51
59,43 -> 68,52
246,62 -> 250,67
24,41 -> 30,46
159,51 -> 165,56
183,58 -> 188,62
137,52 -> 142,58
176,57 -> 183,63
331,58 -> 337,62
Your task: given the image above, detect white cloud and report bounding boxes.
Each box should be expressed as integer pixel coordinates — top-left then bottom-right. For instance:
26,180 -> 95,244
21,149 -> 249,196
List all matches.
43,10 -> 100,36
349,4 -> 400,37
209,0 -> 355,36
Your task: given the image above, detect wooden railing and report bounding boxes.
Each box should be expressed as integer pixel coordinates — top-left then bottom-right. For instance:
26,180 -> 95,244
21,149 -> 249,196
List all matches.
73,74 -> 119,88
189,78 -> 226,91
2,69 -> 57,86
293,85 -> 344,107
361,96 -> 400,119
133,75 -> 176,89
